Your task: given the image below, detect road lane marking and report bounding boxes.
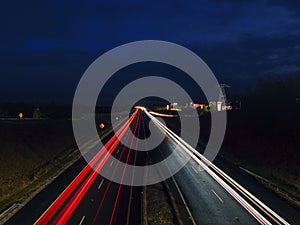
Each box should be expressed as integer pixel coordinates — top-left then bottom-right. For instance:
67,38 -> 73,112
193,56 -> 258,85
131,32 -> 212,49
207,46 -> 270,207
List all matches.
170,176 -> 197,225
79,216 -> 85,225
158,150 -> 197,225
116,149 -> 120,154
145,109 -> 285,225
211,189 -> 224,203
192,166 -> 198,174
98,179 -> 104,190
110,161 -> 114,167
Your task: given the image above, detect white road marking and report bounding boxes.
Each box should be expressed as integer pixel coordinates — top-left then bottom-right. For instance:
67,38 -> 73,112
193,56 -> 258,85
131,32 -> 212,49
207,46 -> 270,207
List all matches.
170,173 -> 197,225
98,179 -> 104,190
211,189 -> 224,203
110,161 -> 114,167
116,149 -> 120,154
79,216 -> 85,225
192,166 -> 198,174
144,109 -> 288,225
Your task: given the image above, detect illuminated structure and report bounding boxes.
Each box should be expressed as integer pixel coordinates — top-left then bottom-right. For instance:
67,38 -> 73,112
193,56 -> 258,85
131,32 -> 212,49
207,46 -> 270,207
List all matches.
219,84 -> 230,103
217,101 -> 223,111
192,103 -> 205,109
218,84 -> 230,111
170,102 -> 181,111
208,84 -> 231,111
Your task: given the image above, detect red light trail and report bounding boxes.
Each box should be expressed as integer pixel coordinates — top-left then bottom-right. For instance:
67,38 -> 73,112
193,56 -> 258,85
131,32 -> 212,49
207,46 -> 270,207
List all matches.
92,110 -> 141,224
109,110 -> 140,225
34,109 -> 140,225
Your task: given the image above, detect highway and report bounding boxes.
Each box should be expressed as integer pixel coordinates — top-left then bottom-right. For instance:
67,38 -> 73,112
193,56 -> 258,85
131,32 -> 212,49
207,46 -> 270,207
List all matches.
145,109 -> 290,225
5,108 -> 296,225
6,110 -> 144,225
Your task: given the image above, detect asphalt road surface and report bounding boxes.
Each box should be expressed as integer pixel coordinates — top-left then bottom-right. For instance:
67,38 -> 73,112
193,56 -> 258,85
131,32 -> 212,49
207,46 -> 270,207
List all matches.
5,108 -> 298,225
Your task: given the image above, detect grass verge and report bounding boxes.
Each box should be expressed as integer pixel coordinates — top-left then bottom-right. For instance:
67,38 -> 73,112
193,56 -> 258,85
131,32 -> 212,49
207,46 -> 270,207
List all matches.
0,147 -> 80,214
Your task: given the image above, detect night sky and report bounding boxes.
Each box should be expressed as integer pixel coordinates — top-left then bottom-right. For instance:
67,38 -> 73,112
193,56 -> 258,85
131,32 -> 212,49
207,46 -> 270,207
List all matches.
1,0 -> 300,103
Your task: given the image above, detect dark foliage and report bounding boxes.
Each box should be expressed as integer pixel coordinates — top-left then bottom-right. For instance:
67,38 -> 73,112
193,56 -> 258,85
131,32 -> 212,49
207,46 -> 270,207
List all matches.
222,72 -> 300,195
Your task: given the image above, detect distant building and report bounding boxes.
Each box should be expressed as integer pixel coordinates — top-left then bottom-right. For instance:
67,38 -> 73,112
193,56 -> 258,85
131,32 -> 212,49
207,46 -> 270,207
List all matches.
210,101 -> 232,111
192,103 -> 205,109
207,83 -> 232,111
170,102 -> 181,111
209,101 -> 217,111
217,101 -> 223,111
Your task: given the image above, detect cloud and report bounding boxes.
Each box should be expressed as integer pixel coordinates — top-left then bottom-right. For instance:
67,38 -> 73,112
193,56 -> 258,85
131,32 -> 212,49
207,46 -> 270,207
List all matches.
1,0 -> 300,101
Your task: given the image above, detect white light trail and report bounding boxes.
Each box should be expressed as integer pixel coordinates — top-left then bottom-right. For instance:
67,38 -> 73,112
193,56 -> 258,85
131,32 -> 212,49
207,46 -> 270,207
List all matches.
144,109 -> 290,225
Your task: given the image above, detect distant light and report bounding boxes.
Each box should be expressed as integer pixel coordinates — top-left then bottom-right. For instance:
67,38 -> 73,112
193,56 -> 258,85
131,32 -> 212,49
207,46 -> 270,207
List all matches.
192,103 -> 205,109
19,112 -> 23,119
217,101 -> 223,111
99,123 -> 105,129
134,106 -> 146,111
222,105 -> 232,111
149,111 -> 175,117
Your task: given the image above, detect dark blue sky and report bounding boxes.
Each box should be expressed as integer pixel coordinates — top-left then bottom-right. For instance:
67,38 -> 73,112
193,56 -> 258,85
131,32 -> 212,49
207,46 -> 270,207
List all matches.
1,0 -> 300,103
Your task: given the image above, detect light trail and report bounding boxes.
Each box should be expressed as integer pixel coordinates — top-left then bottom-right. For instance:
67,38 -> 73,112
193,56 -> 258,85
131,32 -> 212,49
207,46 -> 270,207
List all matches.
157,118 -> 289,225
53,110 -> 139,224
109,110 -> 141,225
126,111 -> 141,225
34,110 -> 139,225
148,111 -> 176,117
33,108 -> 290,225
34,135 -> 116,225
91,110 -> 141,224
144,109 -> 290,225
